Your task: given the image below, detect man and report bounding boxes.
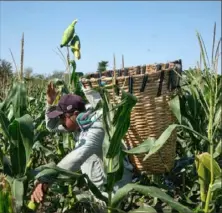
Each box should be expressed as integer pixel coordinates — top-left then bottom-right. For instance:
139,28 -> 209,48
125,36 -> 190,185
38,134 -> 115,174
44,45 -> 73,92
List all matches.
31,82 -> 133,205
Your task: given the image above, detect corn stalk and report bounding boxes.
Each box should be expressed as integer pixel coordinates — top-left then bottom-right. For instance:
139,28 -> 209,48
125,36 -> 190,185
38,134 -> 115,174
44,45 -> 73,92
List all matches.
195,23 -> 222,213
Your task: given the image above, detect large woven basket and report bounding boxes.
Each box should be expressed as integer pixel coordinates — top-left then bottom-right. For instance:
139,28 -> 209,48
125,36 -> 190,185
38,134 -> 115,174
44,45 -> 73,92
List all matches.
81,60 -> 182,174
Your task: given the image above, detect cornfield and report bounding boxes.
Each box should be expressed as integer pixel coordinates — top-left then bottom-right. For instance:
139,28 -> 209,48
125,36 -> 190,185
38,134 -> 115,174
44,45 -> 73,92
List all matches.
0,20 -> 221,213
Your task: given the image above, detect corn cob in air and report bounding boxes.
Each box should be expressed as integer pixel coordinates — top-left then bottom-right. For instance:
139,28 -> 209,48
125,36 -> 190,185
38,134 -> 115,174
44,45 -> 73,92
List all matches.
70,34 -> 81,60
74,50 -> 81,60
60,19 -> 78,48
70,34 -> 81,51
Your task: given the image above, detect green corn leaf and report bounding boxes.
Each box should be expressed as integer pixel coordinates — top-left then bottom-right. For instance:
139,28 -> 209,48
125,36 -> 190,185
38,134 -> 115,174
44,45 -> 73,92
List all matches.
0,82 -> 27,120
111,183 -> 193,213
195,155 -> 210,202
196,152 -> 221,180
62,132 -> 73,150
35,163 -> 82,184
8,114 -> 34,176
169,95 -> 181,124
213,104 -> 221,129
11,82 -> 27,118
0,110 -> 10,140
32,141 -> 55,159
213,140 -> 222,158
0,83 -> 17,111
143,124 -> 177,161
105,151 -> 125,192
124,138 -> 155,154
35,163 -> 108,204
7,104 -> 14,121
211,178 -> 222,192
106,90 -> 137,158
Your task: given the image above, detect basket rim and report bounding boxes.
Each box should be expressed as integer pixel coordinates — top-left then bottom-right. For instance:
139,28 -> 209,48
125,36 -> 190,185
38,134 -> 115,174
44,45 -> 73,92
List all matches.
80,69 -> 177,83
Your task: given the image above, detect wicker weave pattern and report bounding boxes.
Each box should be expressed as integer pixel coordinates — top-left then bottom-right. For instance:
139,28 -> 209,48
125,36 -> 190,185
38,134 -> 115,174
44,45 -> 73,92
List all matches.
81,61 -> 181,174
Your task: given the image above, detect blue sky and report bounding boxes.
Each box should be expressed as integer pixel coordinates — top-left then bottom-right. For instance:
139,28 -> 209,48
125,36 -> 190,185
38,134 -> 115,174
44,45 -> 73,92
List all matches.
0,1 -> 221,75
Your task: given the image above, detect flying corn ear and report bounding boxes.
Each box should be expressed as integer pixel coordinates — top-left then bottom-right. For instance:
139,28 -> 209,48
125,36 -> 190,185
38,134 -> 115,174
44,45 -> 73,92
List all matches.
70,34 -> 81,51
70,34 -> 81,60
60,19 -> 78,48
74,50 -> 81,60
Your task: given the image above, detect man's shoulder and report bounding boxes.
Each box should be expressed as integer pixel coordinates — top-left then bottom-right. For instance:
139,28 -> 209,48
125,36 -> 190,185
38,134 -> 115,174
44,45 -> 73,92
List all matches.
90,109 -> 104,128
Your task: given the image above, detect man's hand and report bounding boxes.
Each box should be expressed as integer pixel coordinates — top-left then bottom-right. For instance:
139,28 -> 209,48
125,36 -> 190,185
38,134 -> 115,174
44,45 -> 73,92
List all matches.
31,183 -> 48,203
47,82 -> 58,105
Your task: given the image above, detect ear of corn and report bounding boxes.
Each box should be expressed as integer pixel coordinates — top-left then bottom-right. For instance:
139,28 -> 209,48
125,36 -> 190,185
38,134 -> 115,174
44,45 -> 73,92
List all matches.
196,152 -> 221,179
195,152 -> 221,204
73,50 -> 81,60
195,157 -> 210,203
60,19 -> 78,48
70,34 -> 81,51
27,200 -> 37,211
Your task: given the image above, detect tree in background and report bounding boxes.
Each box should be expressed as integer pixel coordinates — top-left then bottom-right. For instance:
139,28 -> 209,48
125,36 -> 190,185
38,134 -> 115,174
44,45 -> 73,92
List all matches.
33,74 -> 46,79
0,59 -> 13,79
24,67 -> 33,79
49,70 -> 65,79
0,59 -> 13,101
97,61 -> 109,73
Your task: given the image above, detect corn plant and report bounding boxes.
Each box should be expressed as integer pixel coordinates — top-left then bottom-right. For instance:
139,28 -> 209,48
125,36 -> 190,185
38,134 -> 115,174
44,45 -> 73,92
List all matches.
0,81 -> 35,212
0,79 -> 60,212
171,23 -> 221,213
83,82 -> 193,213
109,23 -> 221,213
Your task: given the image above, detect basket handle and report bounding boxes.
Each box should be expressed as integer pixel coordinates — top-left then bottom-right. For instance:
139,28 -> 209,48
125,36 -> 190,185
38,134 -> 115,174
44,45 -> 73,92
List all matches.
157,70 -> 165,97
140,74 -> 148,92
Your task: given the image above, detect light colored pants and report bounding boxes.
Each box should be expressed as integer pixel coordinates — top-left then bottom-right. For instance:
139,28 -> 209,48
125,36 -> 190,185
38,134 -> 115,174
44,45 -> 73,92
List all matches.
57,116 -> 134,195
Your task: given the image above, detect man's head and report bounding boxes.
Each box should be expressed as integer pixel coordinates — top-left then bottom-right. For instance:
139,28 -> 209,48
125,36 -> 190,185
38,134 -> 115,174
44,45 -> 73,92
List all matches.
47,94 -> 86,131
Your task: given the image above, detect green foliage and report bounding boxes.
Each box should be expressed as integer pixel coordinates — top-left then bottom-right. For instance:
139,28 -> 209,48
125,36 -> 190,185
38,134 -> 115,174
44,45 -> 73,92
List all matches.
0,22 -> 221,213
0,59 -> 13,78
97,61 -> 109,73
111,184 -> 193,213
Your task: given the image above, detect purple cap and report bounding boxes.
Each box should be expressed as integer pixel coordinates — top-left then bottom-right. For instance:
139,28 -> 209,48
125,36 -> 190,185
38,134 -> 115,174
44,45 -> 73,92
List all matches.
47,94 -> 86,118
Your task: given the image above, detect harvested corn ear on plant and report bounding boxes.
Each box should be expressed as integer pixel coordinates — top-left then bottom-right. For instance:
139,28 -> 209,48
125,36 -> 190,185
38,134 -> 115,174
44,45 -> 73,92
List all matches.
60,18 -> 82,94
